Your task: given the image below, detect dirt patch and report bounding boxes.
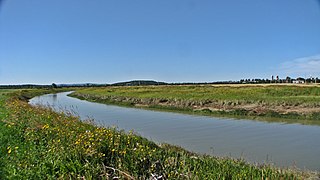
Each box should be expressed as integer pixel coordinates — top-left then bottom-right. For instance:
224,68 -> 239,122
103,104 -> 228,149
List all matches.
134,104 -> 149,108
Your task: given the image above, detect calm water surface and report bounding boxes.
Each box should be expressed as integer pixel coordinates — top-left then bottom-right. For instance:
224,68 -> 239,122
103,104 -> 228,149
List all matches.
29,92 -> 320,171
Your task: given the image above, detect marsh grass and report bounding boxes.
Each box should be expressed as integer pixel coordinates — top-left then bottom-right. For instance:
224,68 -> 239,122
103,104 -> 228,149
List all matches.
0,90 -> 313,179
71,85 -> 320,104
70,85 -> 320,122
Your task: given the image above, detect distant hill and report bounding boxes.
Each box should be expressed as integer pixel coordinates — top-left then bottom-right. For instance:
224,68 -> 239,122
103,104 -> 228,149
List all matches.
112,80 -> 167,86
57,83 -> 109,87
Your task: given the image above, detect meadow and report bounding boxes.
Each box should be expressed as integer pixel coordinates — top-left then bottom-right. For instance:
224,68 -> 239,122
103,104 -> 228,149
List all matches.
70,84 -> 320,122
0,89 -> 312,179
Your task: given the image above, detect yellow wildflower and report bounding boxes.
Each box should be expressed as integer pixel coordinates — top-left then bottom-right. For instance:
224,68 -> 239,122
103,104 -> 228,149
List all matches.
7,147 -> 12,154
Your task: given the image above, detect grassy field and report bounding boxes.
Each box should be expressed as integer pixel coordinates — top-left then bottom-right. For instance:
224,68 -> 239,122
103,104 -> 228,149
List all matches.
70,84 -> 320,122
72,84 -> 320,102
0,89 -> 313,179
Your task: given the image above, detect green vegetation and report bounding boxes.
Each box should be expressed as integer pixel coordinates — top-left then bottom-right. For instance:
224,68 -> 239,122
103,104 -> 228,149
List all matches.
70,84 -> 320,122
0,89 -> 312,179
69,84 -> 320,101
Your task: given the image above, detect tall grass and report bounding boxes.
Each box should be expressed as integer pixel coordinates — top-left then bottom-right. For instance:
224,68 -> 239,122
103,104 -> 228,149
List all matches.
70,85 -> 320,122
73,85 -> 320,105
0,90 -> 310,179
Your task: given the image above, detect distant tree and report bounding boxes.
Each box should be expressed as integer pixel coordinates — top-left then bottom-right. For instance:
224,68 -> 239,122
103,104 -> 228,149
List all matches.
306,78 -> 312,83
52,83 -> 58,88
285,76 -> 291,83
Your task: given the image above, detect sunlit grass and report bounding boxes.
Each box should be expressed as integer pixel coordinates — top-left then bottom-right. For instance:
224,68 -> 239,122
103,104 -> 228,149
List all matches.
73,85 -> 320,104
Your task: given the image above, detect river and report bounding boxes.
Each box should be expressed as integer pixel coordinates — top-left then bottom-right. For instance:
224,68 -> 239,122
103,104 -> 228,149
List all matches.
29,92 -> 320,171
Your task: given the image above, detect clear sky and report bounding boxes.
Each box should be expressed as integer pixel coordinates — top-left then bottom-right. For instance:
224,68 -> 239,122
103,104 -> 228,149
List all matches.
1,0 -> 320,84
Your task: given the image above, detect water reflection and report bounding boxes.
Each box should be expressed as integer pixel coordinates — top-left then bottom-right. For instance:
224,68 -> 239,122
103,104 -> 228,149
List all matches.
52,94 -> 57,101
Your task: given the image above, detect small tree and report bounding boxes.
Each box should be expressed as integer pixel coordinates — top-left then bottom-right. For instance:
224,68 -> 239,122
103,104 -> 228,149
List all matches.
286,76 -> 291,83
52,83 -> 58,88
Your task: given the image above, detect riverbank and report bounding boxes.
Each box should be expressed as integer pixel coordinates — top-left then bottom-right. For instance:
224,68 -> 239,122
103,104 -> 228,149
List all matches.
0,89 -> 314,179
69,84 -> 320,123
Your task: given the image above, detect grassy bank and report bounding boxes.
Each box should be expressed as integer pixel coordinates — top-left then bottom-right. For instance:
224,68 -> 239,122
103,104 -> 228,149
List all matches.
69,84 -> 320,123
0,89 -> 312,179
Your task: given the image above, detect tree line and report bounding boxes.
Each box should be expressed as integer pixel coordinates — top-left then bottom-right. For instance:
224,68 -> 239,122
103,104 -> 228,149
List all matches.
1,77 -> 319,89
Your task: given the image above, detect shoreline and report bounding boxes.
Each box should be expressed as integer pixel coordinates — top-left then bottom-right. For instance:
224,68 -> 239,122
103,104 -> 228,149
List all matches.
69,91 -> 320,126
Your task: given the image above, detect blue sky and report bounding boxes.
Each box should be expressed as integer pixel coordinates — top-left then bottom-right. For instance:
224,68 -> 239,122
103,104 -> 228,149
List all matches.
0,0 -> 319,84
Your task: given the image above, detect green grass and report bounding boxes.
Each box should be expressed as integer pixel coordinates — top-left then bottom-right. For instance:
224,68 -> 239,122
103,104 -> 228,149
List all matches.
0,89 -> 312,179
72,85 -> 320,105
70,85 -> 320,122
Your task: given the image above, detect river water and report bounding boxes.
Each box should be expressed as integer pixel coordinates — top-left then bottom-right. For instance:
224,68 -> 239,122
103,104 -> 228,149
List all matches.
29,92 -> 320,171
